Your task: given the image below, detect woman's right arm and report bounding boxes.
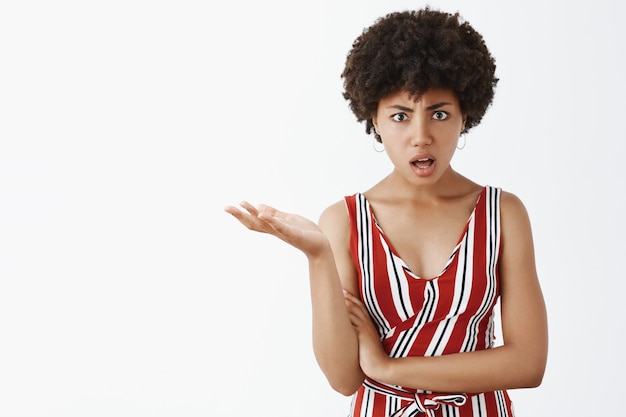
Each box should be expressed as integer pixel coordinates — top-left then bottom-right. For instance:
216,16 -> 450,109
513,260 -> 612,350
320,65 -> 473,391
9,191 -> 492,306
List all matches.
311,201 -> 364,395
224,200 -> 364,395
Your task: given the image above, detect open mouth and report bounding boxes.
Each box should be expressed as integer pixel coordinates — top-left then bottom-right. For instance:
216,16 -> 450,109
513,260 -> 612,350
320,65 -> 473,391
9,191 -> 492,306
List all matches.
411,158 -> 434,169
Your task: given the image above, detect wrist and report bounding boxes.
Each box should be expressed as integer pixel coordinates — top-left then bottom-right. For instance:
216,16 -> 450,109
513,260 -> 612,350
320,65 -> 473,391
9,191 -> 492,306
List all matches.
371,356 -> 395,384
359,342 -> 395,383
305,241 -> 334,263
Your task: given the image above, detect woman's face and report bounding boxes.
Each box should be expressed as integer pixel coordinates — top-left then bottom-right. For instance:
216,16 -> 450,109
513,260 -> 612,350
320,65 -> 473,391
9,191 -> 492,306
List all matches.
372,88 -> 466,186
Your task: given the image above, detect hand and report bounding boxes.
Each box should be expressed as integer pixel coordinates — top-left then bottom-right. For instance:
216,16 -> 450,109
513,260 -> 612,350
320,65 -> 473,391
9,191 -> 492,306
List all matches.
224,201 -> 330,258
344,290 -> 390,380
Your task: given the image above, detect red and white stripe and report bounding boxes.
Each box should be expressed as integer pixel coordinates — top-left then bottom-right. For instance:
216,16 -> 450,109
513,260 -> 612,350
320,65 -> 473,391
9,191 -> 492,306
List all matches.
345,186 -> 514,417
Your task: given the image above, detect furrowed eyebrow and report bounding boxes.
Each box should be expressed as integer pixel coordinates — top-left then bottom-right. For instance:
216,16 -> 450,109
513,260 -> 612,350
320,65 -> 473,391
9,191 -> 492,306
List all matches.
425,102 -> 453,111
385,102 -> 453,112
386,104 -> 414,112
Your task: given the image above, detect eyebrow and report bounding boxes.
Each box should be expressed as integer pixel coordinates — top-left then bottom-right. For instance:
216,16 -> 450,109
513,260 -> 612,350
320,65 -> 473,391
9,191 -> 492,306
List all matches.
385,102 -> 453,112
426,102 -> 453,110
386,104 -> 414,112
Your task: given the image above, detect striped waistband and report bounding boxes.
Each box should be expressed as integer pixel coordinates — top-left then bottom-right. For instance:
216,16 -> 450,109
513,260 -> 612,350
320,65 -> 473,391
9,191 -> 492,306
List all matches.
363,378 -> 468,417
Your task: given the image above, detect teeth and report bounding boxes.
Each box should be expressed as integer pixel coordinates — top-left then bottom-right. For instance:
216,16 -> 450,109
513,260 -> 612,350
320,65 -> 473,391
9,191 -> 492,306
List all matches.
413,158 -> 433,169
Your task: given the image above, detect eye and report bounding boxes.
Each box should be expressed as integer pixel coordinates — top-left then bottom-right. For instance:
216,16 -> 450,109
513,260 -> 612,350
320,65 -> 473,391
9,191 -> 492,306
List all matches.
432,111 -> 448,120
392,113 -> 409,122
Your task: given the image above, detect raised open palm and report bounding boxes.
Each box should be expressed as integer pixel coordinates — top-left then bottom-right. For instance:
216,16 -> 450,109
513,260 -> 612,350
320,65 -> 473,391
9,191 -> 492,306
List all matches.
224,201 -> 330,257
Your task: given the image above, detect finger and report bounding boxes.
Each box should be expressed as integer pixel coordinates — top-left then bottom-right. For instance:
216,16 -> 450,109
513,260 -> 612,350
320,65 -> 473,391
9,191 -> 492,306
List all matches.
239,201 -> 260,217
344,291 -> 367,311
253,212 -> 297,242
258,215 -> 288,236
256,204 -> 278,219
224,203 -> 270,232
225,202 -> 259,220
224,205 -> 250,222
346,312 -> 364,330
240,203 -> 286,233
223,205 -> 241,216
345,301 -> 369,325
343,289 -> 362,303
257,206 -> 297,234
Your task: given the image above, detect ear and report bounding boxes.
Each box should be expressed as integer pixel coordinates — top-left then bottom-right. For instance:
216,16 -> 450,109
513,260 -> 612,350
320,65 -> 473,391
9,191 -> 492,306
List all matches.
372,116 -> 379,134
461,115 -> 468,131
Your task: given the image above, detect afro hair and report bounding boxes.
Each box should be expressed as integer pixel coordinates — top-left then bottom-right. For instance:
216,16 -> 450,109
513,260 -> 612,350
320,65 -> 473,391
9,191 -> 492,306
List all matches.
341,8 -> 498,141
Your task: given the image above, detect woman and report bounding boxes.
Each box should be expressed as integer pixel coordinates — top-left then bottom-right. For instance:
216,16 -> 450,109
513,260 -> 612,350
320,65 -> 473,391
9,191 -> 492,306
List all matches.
225,8 -> 547,417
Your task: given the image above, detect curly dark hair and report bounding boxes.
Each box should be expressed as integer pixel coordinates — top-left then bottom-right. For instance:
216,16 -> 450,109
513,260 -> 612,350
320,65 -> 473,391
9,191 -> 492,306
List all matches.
341,8 -> 498,142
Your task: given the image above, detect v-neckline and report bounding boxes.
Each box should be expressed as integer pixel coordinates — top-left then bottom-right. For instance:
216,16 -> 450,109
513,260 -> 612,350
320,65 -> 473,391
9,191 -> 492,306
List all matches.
360,187 -> 485,280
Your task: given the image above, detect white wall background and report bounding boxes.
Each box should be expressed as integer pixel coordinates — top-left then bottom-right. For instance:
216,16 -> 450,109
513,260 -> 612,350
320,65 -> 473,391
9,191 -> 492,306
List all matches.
1,0 -> 624,416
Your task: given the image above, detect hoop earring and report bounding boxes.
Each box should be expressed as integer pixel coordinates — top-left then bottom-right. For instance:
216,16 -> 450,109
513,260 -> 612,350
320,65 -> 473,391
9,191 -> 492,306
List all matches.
456,135 -> 466,150
373,137 -> 385,153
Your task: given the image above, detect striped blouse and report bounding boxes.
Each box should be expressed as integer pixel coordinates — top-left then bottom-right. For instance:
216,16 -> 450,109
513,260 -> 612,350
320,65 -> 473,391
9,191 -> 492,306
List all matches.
344,186 -> 514,417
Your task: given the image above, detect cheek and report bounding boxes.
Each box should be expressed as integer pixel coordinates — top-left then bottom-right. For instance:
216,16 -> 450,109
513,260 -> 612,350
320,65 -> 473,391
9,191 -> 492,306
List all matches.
445,125 -> 463,140
382,147 -> 402,164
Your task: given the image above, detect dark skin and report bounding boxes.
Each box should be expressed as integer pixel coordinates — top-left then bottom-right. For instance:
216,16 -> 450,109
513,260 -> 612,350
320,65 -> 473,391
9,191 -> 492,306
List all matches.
225,88 -> 547,395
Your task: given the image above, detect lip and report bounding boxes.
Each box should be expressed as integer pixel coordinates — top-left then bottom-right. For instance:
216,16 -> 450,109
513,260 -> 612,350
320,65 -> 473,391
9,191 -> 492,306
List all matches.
410,154 -> 437,177
410,153 -> 436,164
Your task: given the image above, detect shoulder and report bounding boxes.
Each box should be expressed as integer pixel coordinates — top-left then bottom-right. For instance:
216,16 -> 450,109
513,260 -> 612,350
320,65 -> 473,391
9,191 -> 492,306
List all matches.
498,190 -> 534,250
499,190 -> 531,225
318,199 -> 351,234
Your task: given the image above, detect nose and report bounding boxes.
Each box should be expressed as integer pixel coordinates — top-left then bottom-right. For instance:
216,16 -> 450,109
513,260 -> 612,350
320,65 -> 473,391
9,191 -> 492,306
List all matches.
409,118 -> 432,147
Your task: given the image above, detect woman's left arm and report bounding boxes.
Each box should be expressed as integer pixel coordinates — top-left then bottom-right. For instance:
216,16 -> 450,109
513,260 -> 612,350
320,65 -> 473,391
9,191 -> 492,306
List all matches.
345,191 -> 548,393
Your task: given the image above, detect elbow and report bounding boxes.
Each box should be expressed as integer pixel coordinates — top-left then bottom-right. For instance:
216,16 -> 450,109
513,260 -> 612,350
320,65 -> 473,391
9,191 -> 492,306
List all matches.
510,341 -> 547,388
518,356 -> 547,388
318,360 -> 364,396
527,347 -> 548,388
524,366 -> 545,388
329,379 -> 362,397
326,374 -> 363,397
506,365 -> 544,389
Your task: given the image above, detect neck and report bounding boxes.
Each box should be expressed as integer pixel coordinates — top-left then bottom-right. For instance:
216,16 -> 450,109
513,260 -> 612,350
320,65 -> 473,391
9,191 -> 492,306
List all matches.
379,167 -> 475,202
